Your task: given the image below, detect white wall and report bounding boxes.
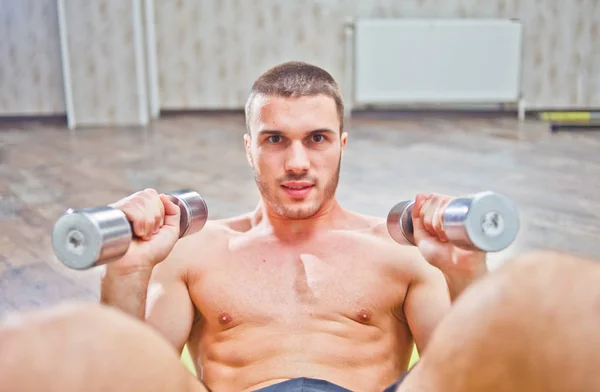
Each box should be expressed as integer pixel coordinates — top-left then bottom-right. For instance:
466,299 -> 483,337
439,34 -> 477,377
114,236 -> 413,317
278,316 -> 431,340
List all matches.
1,0 -> 598,121
59,0 -> 148,127
154,0 -> 600,110
0,0 -> 65,115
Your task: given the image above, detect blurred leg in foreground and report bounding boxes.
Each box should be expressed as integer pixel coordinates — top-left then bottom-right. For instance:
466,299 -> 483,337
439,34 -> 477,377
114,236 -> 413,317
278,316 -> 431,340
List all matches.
398,250 -> 600,392
0,302 -> 207,392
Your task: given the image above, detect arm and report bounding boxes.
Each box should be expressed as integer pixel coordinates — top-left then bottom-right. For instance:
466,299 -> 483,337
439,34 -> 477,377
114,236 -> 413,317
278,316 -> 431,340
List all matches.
99,189 -> 197,353
411,192 -> 490,301
403,255 -> 452,354
101,240 -> 196,354
100,266 -> 153,320
373,220 -> 452,353
442,254 -> 488,301
144,247 -> 195,354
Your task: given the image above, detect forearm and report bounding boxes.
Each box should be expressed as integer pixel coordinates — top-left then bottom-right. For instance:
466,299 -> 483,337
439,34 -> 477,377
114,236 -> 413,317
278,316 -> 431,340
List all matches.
444,260 -> 488,301
100,267 -> 153,320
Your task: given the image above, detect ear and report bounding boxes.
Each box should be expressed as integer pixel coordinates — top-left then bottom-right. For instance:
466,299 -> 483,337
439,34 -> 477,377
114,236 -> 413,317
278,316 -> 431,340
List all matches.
243,133 -> 253,168
340,131 -> 348,158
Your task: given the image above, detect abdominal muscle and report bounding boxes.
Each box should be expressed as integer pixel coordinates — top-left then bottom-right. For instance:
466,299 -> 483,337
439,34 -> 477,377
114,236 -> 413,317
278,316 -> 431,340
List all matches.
188,314 -> 413,392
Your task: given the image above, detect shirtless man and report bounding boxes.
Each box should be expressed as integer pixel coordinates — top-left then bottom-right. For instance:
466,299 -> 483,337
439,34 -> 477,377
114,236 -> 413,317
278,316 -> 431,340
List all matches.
98,61 -> 486,392
3,62 -> 600,392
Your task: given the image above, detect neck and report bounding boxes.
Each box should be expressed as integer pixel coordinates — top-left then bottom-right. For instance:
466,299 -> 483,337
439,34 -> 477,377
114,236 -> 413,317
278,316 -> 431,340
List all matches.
250,198 -> 345,241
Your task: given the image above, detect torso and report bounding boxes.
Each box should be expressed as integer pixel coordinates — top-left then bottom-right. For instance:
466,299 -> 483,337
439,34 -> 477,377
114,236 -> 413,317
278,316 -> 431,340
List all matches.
184,214 -> 423,392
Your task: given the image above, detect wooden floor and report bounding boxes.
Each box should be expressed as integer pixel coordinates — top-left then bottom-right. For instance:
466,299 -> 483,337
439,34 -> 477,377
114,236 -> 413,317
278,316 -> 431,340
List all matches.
1,112 -> 599,317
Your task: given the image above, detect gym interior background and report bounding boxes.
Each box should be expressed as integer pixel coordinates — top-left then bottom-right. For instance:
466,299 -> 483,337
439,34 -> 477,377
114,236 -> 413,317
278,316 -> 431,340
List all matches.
0,0 -> 599,346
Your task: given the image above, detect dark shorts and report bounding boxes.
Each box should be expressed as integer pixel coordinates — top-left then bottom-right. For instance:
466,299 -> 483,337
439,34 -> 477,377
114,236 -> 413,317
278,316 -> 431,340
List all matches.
253,372 -> 409,392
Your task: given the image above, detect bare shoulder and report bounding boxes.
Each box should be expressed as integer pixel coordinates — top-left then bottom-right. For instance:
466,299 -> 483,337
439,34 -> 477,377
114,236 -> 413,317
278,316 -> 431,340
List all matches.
155,215 -> 246,275
176,215 -> 247,251
351,212 -> 444,280
347,212 -> 395,244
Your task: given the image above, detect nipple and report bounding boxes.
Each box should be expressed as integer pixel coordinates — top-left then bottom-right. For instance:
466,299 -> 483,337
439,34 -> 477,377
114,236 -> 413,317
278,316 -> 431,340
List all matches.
218,312 -> 232,325
356,309 -> 372,324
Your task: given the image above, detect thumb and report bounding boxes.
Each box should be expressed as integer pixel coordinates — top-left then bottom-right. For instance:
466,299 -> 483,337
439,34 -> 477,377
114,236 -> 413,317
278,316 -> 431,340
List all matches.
159,194 -> 182,233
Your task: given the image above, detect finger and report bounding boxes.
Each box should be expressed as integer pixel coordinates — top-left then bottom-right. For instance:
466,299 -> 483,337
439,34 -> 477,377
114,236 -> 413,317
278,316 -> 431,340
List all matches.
420,195 -> 437,235
432,205 -> 448,242
153,196 -> 165,234
122,200 -> 148,238
160,194 -> 181,232
423,194 -> 447,241
140,196 -> 158,240
143,214 -> 156,240
411,194 -> 435,244
413,193 -> 427,215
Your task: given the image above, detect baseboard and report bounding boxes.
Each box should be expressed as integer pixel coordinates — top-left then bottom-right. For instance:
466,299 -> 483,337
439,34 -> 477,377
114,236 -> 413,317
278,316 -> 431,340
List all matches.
0,114 -> 68,130
159,108 -> 245,117
349,107 -> 522,119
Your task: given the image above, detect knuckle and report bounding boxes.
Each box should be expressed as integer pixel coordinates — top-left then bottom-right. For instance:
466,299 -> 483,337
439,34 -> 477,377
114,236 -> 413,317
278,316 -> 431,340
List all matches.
144,188 -> 159,198
121,202 -> 143,220
157,197 -> 166,212
145,216 -> 155,227
128,196 -> 146,210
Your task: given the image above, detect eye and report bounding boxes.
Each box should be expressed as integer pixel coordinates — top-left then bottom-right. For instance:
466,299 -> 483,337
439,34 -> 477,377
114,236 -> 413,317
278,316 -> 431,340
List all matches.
267,135 -> 282,143
311,134 -> 325,143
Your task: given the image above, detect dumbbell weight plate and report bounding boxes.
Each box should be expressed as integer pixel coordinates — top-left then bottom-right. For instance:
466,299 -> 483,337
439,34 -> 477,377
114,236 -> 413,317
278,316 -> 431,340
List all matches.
166,189 -> 208,237
445,191 -> 520,252
51,206 -> 132,270
386,200 -> 415,246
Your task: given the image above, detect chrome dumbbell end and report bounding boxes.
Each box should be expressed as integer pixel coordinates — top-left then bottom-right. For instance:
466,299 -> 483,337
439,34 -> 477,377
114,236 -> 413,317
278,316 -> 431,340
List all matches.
52,189 -> 208,270
445,191 -> 520,252
165,189 -> 208,238
386,191 -> 520,252
51,206 -> 133,270
386,200 -> 416,246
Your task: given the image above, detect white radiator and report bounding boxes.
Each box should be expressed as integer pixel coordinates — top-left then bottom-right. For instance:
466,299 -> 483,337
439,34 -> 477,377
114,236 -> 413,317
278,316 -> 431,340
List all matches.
345,18 -> 525,116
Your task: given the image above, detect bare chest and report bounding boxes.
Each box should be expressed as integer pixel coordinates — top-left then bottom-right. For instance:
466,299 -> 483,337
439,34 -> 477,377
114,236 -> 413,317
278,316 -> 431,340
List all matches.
189,233 -> 409,328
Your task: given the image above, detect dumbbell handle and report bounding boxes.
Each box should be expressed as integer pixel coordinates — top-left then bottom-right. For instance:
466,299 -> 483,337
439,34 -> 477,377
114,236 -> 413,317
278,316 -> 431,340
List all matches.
386,191 -> 519,252
52,189 -> 208,270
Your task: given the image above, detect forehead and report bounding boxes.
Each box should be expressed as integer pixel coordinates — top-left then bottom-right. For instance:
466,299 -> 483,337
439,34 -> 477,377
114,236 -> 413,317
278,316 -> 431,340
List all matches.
248,94 -> 339,135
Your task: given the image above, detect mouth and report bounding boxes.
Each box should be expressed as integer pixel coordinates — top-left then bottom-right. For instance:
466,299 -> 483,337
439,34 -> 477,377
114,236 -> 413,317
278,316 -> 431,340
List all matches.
281,182 -> 314,199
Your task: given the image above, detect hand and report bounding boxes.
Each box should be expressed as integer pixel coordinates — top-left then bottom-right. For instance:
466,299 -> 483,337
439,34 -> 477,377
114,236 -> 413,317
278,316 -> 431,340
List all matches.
411,193 -> 487,277
107,188 -> 181,272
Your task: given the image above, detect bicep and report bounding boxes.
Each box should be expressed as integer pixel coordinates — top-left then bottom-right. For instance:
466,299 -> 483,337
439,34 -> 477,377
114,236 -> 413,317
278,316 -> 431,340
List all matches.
145,259 -> 195,354
404,262 -> 451,354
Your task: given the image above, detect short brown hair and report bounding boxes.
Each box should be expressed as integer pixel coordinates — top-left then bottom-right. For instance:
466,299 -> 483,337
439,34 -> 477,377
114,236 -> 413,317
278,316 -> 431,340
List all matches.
245,61 -> 345,133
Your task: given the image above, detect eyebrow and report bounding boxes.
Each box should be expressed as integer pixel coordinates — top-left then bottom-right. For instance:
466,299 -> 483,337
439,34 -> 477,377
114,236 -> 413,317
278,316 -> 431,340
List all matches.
257,128 -> 337,137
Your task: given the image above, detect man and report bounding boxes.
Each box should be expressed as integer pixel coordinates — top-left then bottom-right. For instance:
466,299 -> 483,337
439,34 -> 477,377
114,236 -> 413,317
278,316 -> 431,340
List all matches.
2,62 -> 600,392
98,61 -> 486,391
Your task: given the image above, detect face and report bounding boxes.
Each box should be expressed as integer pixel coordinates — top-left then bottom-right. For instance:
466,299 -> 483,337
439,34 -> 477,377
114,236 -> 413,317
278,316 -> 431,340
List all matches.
244,94 -> 348,220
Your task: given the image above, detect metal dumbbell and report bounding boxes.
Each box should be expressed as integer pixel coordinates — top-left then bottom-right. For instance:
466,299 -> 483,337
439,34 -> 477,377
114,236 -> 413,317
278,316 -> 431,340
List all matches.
387,191 -> 519,252
52,189 -> 208,270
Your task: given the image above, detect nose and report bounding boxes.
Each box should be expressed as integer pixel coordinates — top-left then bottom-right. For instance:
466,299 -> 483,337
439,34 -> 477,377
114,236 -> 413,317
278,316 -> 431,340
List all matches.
284,141 -> 310,174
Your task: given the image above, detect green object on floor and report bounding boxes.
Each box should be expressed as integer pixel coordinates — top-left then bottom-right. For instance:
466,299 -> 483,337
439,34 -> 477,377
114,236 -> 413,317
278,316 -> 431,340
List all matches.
181,345 -> 196,375
179,345 -> 420,376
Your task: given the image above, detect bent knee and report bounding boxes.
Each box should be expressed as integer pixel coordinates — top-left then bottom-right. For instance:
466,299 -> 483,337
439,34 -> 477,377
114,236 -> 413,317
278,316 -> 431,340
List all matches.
402,250 -> 600,392
501,249 -> 598,273
481,250 -> 599,300
0,302 -> 202,392
0,301 -> 167,367
2,302 -> 127,330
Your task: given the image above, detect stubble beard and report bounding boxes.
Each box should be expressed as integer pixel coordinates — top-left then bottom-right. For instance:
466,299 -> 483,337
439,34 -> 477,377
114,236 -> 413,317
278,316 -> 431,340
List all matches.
253,157 -> 342,220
